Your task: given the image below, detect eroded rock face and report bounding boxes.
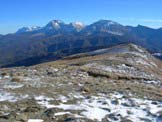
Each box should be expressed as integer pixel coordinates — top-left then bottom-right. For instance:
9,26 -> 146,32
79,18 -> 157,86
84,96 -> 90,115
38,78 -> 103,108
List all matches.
0,44 -> 162,122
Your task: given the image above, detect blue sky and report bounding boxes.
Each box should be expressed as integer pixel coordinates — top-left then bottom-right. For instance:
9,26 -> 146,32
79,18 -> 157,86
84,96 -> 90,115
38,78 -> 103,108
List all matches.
0,0 -> 162,34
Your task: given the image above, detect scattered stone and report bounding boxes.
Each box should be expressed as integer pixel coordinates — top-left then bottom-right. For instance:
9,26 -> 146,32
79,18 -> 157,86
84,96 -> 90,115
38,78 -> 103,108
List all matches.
1,72 -> 8,77
11,77 -> 22,82
157,115 -> 162,122
108,113 -> 120,121
80,87 -> 90,93
43,108 -> 57,118
120,117 -> 133,122
15,113 -> 28,121
121,99 -> 136,107
151,101 -> 158,105
140,118 -> 152,122
111,99 -> 119,105
68,118 -> 95,122
127,110 -> 133,115
101,108 -> 111,112
24,105 -> 41,113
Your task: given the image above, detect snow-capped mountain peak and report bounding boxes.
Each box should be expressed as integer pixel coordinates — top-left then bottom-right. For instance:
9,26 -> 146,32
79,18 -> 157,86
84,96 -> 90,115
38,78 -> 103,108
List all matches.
16,26 -> 41,33
50,20 -> 64,26
72,22 -> 84,27
107,21 -> 119,26
45,20 -> 65,30
71,21 -> 85,31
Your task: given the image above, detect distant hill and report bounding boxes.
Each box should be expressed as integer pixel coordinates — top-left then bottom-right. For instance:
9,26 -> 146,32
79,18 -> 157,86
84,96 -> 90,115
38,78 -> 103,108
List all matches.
0,19 -> 162,67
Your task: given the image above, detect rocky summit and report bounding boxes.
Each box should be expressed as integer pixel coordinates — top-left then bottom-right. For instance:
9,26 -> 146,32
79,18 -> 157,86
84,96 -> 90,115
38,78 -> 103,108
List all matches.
0,44 -> 162,122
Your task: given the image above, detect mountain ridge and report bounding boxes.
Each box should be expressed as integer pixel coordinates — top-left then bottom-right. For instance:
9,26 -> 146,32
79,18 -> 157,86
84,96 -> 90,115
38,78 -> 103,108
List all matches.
11,19 -> 162,35
0,19 -> 162,67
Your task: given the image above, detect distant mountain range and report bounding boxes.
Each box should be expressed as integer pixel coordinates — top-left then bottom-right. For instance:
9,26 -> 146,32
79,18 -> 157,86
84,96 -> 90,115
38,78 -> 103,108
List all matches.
0,19 -> 162,67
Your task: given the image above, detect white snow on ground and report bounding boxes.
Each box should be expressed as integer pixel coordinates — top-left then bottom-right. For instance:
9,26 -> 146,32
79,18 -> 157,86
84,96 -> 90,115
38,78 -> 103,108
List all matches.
126,57 -> 157,68
28,119 -> 44,122
35,92 -> 162,122
85,63 -> 131,73
23,77 -> 33,81
127,52 -> 148,59
0,90 -> 28,102
0,92 -> 17,102
53,68 -> 59,72
57,95 -> 69,103
150,62 -> 158,67
35,96 -> 54,108
135,58 -> 157,67
80,95 -> 153,122
111,92 -> 124,98
148,102 -> 162,115
35,96 -> 53,101
54,112 -> 71,116
145,80 -> 160,85
3,83 -> 24,89
131,44 -> 145,53
136,58 -> 150,65
3,75 -> 10,79
54,111 -> 84,118
85,63 -> 153,79
68,92 -> 85,99
22,76 -> 51,88
47,103 -> 83,110
85,63 -> 161,86
81,105 -> 108,121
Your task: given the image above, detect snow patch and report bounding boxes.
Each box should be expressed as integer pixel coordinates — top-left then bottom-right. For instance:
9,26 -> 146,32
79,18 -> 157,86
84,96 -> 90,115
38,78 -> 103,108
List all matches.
145,80 -> 160,85
135,58 -> 157,67
153,53 -> 162,56
36,92 -> 161,122
128,52 -> 148,59
4,82 -> 24,89
28,119 -> 44,122
3,75 -> 10,79
54,112 -> 71,116
81,105 -> 108,121
0,91 -> 28,102
0,92 -> 17,102
131,44 -> 144,53
48,103 -> 83,110
85,63 -> 152,79
57,95 -> 68,103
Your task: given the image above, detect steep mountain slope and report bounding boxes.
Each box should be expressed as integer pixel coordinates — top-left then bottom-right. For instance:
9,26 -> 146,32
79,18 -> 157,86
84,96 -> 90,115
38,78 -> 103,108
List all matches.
0,44 -> 162,122
0,20 -> 162,67
126,25 -> 162,52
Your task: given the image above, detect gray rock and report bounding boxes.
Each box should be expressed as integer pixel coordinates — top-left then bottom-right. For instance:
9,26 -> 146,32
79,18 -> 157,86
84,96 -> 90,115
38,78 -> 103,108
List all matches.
111,99 -> 119,105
